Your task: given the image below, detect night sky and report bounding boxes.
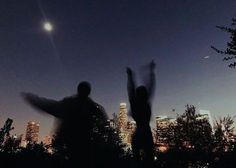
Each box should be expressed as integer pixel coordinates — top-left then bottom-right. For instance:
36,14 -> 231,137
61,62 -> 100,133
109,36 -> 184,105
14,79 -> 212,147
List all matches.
0,0 -> 236,139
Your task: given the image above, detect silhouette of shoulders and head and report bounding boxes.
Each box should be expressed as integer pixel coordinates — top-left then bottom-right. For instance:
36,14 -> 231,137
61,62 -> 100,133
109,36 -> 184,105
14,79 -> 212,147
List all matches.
22,80 -> 109,167
77,81 -> 91,99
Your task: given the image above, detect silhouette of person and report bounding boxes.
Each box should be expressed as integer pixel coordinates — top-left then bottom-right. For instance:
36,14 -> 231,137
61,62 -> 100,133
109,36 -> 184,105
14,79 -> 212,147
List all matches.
126,61 -> 156,167
21,81 -> 108,168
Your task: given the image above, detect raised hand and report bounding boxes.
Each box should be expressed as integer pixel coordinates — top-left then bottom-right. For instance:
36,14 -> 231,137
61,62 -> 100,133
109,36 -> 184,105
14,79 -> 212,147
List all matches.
126,67 -> 132,75
150,60 -> 156,70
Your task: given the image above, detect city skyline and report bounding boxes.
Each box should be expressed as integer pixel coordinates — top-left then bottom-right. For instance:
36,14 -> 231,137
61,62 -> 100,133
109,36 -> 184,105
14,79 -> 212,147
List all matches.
0,101 -> 234,141
0,0 -> 236,140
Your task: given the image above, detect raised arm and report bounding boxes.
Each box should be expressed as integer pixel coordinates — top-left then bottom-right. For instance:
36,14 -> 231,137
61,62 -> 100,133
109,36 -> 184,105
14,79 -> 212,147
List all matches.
21,92 -> 64,118
146,60 -> 156,100
126,67 -> 136,102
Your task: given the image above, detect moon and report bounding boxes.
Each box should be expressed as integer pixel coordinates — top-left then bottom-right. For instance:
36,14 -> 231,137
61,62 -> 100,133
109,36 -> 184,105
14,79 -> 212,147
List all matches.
43,22 -> 53,32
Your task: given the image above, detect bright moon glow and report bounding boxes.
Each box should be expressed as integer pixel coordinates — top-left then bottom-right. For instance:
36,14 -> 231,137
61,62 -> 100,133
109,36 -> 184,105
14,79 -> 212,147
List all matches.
43,22 -> 53,32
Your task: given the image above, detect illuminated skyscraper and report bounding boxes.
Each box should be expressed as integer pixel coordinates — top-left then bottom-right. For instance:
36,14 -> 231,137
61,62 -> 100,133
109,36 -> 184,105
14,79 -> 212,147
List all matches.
25,121 -> 40,143
43,135 -> 52,146
126,120 -> 136,144
118,103 -> 128,132
199,110 -> 214,129
155,116 -> 176,150
117,102 -> 137,148
43,135 -> 53,153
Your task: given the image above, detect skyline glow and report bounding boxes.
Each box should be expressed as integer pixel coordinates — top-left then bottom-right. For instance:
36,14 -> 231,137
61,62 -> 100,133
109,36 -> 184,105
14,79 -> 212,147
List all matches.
0,0 -> 236,139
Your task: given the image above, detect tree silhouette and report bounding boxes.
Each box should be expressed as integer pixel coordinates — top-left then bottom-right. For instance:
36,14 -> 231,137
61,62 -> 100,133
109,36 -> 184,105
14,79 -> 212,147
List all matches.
154,105 -> 214,167
212,16 -> 236,68
213,115 -> 235,152
90,121 -> 129,168
169,105 -> 213,152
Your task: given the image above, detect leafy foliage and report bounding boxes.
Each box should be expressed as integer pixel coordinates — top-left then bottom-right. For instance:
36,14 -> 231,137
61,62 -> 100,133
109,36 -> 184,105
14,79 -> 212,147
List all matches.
212,16 -> 236,68
214,115 -> 236,152
165,105 -> 213,152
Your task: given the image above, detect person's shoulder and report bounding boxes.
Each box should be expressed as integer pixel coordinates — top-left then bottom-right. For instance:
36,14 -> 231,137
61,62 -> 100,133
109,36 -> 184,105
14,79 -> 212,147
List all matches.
61,95 -> 78,103
89,99 -> 107,113
95,103 -> 105,113
88,98 -> 103,108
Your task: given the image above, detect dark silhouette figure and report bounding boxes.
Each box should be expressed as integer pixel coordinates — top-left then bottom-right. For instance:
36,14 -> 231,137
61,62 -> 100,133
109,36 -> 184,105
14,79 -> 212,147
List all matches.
126,61 -> 156,167
22,81 -> 108,168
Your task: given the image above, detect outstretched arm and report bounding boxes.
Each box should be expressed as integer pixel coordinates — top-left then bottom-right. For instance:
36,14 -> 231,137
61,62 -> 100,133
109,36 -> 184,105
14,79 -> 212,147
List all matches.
126,67 -> 136,102
146,60 -> 156,100
21,92 -> 64,118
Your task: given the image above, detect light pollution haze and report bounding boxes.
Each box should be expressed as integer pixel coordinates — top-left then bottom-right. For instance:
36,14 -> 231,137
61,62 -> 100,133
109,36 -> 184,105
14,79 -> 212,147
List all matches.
0,0 -> 236,139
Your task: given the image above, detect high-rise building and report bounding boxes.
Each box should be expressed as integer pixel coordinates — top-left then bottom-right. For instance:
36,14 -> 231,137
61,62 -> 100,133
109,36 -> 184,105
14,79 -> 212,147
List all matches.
155,116 -> 176,149
118,103 -> 128,132
107,119 -> 116,129
20,139 -> 27,148
116,102 -> 137,149
126,120 -> 136,144
156,116 -> 176,131
127,120 -> 136,132
43,135 -> 52,146
25,121 -> 40,143
198,110 -> 214,129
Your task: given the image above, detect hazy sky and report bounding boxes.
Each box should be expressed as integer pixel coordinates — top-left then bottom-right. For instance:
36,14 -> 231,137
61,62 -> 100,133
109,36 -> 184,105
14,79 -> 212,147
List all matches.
0,0 -> 236,139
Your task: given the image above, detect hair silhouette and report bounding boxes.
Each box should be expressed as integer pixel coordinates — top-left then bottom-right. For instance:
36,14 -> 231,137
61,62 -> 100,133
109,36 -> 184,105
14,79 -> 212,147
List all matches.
22,81 -> 108,168
77,81 -> 91,97
126,61 -> 156,167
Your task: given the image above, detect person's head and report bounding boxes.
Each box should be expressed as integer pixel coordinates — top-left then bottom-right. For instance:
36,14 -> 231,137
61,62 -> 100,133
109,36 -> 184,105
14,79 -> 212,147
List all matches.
136,86 -> 148,101
77,81 -> 91,98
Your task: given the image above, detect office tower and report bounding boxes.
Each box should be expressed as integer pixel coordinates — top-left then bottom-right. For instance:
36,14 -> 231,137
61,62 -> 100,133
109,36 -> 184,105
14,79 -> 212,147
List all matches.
118,103 -> 128,132
126,120 -> 136,144
155,116 -> 176,144
20,139 -> 27,148
25,121 -> 40,143
43,135 -> 52,146
107,119 -> 116,129
199,110 -> 214,129
118,103 -> 128,144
